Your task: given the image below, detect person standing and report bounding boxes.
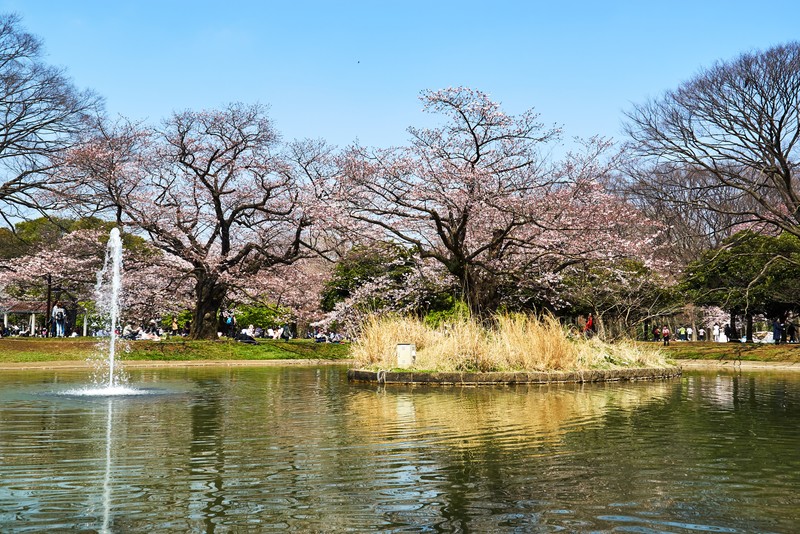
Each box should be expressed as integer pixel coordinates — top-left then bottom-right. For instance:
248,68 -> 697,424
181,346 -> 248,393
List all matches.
787,322 -> 797,343
686,326 -> 693,341
661,325 -> 671,346
773,319 -> 783,344
224,311 -> 237,338
584,313 -> 595,338
281,324 -> 292,341
713,323 -> 720,342
51,301 -> 66,338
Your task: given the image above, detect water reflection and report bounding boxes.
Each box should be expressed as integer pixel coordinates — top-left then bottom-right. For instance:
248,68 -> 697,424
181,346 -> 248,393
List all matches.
188,379 -> 227,532
345,381 -> 675,452
102,399 -> 113,533
0,368 -> 798,532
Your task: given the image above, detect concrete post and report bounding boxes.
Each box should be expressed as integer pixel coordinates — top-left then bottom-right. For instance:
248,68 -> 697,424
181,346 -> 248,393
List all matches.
396,344 -> 416,368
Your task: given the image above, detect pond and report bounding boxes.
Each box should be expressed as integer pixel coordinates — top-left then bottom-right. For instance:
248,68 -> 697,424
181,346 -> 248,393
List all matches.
0,365 -> 798,532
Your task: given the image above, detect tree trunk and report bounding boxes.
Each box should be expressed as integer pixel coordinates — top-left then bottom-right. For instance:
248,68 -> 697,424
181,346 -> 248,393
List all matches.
463,268 -> 499,317
746,313 -> 754,343
729,310 -> 739,342
190,274 -> 228,340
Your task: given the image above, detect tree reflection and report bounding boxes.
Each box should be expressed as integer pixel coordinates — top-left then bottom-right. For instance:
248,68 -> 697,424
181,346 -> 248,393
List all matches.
189,379 -> 228,532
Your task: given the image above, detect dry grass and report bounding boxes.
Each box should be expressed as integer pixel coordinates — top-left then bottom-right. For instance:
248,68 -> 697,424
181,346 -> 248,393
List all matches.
351,313 -> 671,372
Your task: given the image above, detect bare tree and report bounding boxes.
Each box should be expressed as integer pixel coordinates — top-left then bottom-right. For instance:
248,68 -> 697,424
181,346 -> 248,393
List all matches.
625,42 -> 800,238
623,163 -> 747,265
0,14 -> 100,225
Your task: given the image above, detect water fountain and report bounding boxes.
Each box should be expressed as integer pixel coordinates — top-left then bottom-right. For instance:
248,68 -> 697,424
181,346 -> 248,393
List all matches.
96,227 -> 123,390
67,227 -> 144,396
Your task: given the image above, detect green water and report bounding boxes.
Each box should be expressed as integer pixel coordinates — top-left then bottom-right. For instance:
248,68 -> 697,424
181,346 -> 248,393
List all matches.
0,366 -> 798,532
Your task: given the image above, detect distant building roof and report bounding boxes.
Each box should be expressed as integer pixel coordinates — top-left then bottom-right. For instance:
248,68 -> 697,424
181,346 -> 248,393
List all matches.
0,300 -> 47,314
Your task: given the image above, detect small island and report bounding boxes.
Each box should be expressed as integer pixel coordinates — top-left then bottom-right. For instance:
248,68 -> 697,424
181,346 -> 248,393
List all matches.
347,314 -> 680,385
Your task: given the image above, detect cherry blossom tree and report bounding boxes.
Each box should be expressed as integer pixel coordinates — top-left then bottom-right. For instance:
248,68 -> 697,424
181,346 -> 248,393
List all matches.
231,258 -> 333,329
335,88 -> 658,315
68,104 -> 318,339
559,258 -> 677,339
61,116 -> 147,228
0,227 -> 104,305
314,256 -> 455,336
0,220 -> 185,332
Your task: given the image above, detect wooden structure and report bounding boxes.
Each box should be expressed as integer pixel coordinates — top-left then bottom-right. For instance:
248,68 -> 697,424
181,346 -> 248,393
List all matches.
0,300 -> 48,335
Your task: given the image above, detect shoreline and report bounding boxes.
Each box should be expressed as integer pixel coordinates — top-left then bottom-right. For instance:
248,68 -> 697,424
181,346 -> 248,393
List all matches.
349,366 -> 680,385
1,358 -> 800,372
0,359 -> 355,370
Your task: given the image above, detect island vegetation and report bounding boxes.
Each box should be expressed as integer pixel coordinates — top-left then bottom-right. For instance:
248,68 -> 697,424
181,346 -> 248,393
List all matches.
351,314 -> 670,372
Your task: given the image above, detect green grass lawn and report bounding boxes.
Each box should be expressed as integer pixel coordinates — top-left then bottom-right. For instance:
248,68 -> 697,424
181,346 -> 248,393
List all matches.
0,337 -> 352,363
5,337 -> 800,365
653,341 -> 800,363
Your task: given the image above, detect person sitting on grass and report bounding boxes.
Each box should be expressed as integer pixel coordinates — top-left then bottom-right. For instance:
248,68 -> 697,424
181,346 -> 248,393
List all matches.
139,329 -> 161,341
236,328 -> 257,344
122,323 -> 139,340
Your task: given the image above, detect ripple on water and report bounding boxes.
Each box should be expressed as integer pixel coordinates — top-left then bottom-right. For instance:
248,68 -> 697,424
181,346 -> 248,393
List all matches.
1,368 -> 800,532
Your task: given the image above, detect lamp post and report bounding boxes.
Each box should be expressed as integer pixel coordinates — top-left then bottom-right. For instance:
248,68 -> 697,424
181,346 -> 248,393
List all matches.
45,274 -> 51,337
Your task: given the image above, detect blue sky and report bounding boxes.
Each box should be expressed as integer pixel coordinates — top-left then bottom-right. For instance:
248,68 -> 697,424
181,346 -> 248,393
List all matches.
1,1 -> 798,149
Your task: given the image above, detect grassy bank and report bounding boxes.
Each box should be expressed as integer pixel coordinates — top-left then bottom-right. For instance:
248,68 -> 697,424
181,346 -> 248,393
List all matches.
7,336 -> 798,367
657,341 -> 800,363
0,337 -> 351,363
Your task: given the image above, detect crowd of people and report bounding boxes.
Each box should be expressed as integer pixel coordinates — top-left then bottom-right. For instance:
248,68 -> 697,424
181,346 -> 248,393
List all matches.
4,302 -> 799,347
0,300 -> 72,338
219,310 -> 302,343
652,320 -> 800,345
653,325 -> 704,346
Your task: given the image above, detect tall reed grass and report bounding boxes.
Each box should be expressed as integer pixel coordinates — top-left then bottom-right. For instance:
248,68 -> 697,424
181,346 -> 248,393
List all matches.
351,313 -> 670,372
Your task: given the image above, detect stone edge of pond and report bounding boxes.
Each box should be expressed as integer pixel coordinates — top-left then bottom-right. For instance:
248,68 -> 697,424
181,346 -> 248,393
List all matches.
347,366 -> 682,385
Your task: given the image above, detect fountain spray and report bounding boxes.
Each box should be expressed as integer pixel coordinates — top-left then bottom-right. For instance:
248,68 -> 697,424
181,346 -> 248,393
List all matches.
95,227 -> 124,388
